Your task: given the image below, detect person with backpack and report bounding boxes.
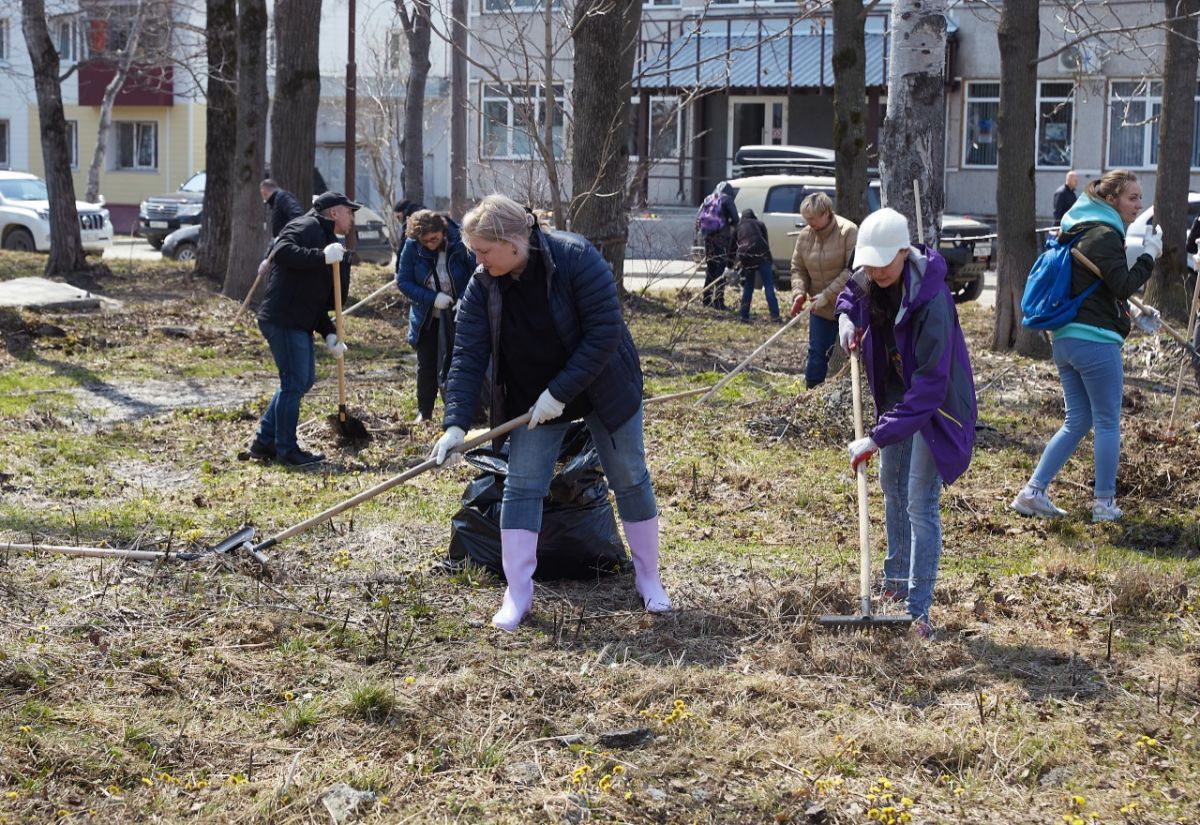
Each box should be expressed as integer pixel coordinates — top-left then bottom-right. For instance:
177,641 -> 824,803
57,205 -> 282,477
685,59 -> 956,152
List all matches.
696,182 -> 739,310
734,208 -> 781,323
1011,169 -> 1162,523
835,207 -> 977,640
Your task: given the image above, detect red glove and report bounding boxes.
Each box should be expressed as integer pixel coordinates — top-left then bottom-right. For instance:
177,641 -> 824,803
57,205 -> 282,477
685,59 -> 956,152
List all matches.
790,293 -> 807,318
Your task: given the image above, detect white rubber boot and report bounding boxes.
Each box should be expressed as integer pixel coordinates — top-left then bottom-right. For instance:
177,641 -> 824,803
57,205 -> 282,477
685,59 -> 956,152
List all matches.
623,516 -> 671,613
492,528 -> 539,632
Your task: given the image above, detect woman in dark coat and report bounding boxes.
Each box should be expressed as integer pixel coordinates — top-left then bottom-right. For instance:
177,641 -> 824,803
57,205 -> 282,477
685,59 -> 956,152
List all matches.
395,210 -> 475,422
431,194 -> 671,631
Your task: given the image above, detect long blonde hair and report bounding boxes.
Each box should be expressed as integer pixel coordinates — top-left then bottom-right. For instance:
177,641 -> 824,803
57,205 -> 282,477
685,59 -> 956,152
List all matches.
461,194 -> 535,259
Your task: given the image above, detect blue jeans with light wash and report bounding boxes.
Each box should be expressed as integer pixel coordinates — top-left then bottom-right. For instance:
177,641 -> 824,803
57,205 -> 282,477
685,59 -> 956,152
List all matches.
500,405 -> 658,531
878,432 -> 943,622
255,321 -> 316,455
739,260 -> 781,320
1030,336 -> 1124,499
805,314 -> 839,388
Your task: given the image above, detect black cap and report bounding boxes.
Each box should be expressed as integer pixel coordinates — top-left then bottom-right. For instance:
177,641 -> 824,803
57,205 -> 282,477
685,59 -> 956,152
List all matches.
312,191 -> 362,212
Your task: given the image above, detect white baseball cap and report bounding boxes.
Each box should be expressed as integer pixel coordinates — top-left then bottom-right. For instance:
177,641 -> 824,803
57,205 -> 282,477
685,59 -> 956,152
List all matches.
853,207 -> 911,268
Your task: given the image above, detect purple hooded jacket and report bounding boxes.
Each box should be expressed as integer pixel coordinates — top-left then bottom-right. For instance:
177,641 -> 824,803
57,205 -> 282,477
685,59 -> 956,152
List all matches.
835,245 -> 977,485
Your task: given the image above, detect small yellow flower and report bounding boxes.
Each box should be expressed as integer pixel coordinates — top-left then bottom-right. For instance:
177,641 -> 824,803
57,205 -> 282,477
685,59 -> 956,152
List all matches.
18,725 -> 30,734
612,765 -> 625,775
380,795 -> 390,805
405,676 -> 415,685
953,786 -> 965,795
624,791 -> 633,800
57,810 -> 71,818
901,797 -> 914,807
5,791 -> 18,800
282,691 -> 295,702
141,777 -> 153,787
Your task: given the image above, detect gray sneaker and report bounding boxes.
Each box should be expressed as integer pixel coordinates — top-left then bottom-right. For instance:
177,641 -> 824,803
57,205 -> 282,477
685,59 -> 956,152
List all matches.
1091,499 -> 1123,522
1010,487 -> 1067,518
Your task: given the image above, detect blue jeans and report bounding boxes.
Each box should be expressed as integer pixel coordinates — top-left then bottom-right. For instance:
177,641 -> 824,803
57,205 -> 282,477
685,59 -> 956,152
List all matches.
878,432 -> 943,622
805,314 -> 838,387
1030,337 -> 1123,498
255,321 -> 316,455
501,406 -> 658,531
739,260 -> 781,320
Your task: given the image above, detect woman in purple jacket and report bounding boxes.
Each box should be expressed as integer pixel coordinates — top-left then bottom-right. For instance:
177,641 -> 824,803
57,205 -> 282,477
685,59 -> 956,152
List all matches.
835,208 -> 977,640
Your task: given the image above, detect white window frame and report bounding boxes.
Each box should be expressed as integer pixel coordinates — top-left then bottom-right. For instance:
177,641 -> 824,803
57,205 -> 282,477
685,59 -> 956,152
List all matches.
54,16 -> 81,63
0,120 -> 9,168
480,83 -> 566,160
628,95 -> 682,161
482,0 -> 561,11
115,121 -> 159,170
642,0 -> 681,7
962,80 -> 1000,169
66,120 -> 79,170
1106,79 -> 1169,171
1036,81 -> 1074,170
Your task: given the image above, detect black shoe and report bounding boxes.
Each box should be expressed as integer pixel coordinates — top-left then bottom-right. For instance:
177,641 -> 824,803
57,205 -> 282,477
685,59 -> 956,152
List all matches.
248,439 -> 276,460
277,449 -> 325,467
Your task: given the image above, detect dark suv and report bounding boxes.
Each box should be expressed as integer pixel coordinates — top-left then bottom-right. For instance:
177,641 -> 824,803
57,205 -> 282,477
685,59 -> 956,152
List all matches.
138,171 -> 206,249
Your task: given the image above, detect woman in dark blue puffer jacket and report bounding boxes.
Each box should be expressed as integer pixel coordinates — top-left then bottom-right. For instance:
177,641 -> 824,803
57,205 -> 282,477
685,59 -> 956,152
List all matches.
431,194 -> 670,632
395,210 -> 475,422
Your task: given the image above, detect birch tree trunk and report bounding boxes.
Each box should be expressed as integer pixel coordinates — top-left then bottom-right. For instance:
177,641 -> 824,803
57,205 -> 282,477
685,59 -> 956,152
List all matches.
270,0 -> 323,207
196,0 -> 238,284
832,0 -> 869,225
222,0 -> 270,301
878,0 -> 946,245
449,0 -> 468,217
1145,0 -> 1200,321
396,0 -> 431,207
85,3 -> 145,204
570,0 -> 642,286
991,0 -> 1048,357
20,0 -> 91,278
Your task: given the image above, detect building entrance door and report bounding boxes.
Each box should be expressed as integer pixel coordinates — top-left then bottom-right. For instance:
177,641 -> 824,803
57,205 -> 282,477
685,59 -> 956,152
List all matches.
727,97 -> 787,177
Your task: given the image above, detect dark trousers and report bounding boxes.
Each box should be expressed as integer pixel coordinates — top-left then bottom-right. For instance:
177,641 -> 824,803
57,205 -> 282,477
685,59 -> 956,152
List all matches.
703,259 -> 728,308
415,315 -> 445,418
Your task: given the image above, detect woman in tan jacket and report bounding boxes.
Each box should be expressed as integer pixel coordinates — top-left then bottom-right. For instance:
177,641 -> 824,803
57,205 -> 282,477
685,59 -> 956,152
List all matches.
788,192 -> 859,388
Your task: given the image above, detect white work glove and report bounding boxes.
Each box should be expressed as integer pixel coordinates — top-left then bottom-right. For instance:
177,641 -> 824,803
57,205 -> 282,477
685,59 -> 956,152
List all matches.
323,242 -> 346,264
431,425 -> 466,466
1130,301 -> 1163,334
809,293 -> 829,313
528,389 -> 565,429
838,313 -> 860,353
433,292 -> 454,310
324,333 -> 347,359
1142,224 -> 1163,261
848,436 -> 879,472
257,258 -> 271,279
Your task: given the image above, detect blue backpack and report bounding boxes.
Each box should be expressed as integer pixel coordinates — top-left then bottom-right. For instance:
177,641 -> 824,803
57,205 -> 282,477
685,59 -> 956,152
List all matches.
1021,232 -> 1101,330
697,194 -> 727,234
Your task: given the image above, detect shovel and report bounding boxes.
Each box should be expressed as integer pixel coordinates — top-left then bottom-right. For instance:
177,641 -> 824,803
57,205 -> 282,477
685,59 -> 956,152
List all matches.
328,260 -> 371,443
818,351 -> 912,630
216,386 -> 714,568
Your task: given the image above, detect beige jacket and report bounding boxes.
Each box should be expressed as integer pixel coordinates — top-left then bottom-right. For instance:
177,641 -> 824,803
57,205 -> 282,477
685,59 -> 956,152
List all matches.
789,214 -> 858,320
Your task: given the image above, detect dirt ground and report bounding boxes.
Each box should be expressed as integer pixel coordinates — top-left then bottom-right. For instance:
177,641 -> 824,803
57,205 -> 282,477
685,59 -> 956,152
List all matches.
1,253 -> 1199,824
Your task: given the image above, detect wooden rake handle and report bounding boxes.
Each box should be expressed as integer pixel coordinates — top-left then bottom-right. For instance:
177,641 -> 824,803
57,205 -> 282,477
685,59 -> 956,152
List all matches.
698,311 -> 807,403
332,260 -> 348,408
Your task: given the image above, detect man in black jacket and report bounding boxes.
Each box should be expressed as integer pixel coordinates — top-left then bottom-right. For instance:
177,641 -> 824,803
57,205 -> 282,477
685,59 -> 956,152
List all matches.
1052,170 -> 1078,225
248,192 -> 359,467
260,179 -> 304,238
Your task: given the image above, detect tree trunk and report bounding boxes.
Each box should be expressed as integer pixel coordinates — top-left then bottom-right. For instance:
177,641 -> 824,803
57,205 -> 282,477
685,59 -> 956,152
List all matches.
991,0 -> 1048,357
270,0 -> 322,207
570,0 -> 642,286
222,0 -> 270,301
878,0 -> 946,245
1145,0 -> 1200,321
20,0 -> 90,278
542,1 -> 564,227
449,0 -> 468,218
196,0 -> 238,284
85,7 -> 145,204
398,0 -> 431,207
832,0 -> 868,225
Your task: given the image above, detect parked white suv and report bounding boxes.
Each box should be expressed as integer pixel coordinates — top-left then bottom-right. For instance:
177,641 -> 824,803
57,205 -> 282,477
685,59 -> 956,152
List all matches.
0,170 -> 113,253
1123,192 -> 1200,272
712,173 -> 994,302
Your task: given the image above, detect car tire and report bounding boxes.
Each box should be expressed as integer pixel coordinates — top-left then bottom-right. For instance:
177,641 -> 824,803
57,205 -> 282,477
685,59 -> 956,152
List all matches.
953,274 -> 985,303
2,227 -> 36,252
172,242 -> 197,262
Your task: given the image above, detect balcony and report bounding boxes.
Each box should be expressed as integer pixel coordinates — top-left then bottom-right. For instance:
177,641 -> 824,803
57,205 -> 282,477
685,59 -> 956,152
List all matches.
78,63 -> 174,107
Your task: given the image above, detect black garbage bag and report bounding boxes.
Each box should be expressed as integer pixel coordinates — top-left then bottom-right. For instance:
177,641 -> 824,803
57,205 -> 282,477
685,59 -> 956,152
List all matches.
439,422 -> 630,580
